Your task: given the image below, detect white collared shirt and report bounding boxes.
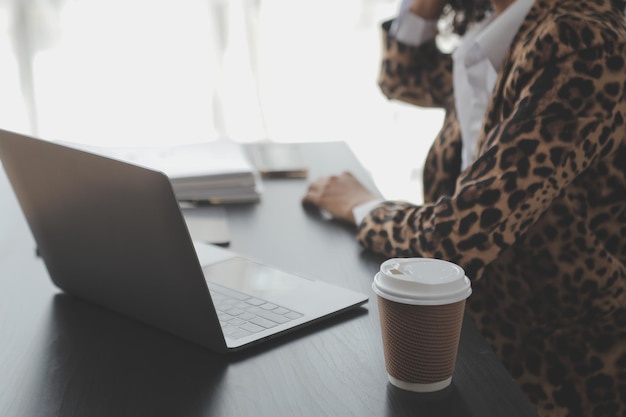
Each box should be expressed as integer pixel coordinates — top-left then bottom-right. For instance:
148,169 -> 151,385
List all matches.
351,0 -> 534,225
390,0 -> 534,171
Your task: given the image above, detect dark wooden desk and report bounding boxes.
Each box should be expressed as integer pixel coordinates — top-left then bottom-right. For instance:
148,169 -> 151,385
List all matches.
0,142 -> 538,417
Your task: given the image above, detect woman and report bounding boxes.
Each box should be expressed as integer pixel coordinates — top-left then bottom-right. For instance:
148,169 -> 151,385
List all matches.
302,0 -> 626,416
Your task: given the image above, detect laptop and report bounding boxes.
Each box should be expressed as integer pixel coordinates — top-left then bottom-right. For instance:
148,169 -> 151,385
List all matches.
0,129 -> 368,353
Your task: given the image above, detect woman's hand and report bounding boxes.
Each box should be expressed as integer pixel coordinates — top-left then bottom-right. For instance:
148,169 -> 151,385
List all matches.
302,171 -> 379,224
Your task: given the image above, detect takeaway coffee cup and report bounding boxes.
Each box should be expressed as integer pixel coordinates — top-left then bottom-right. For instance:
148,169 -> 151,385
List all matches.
372,258 -> 472,393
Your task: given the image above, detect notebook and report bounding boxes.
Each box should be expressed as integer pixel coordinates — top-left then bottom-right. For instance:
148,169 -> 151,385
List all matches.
0,129 -> 368,353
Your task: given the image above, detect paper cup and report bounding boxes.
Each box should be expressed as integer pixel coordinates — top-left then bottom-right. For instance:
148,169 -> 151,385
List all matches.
373,258 -> 471,392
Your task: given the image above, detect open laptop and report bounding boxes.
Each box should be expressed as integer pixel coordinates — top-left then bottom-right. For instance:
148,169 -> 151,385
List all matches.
0,129 -> 368,353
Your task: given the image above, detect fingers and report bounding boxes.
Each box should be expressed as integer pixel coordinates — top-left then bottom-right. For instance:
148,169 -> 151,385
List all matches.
303,175 -> 334,194
302,176 -> 327,206
302,173 -> 359,206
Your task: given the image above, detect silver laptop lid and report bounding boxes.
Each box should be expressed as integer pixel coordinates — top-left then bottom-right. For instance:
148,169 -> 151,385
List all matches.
0,129 -> 227,352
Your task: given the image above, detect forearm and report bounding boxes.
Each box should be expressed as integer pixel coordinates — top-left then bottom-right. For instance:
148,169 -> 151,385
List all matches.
378,21 -> 453,108
364,38 -> 626,279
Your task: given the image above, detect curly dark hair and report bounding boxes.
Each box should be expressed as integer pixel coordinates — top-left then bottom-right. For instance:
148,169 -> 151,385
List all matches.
444,0 -> 492,35
445,0 -> 626,35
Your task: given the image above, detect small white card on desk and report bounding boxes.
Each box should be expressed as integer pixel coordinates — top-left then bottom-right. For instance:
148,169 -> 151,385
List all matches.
181,205 -> 231,246
192,240 -> 236,266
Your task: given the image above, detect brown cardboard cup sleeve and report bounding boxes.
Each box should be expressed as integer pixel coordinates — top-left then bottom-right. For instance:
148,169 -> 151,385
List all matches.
372,258 -> 471,392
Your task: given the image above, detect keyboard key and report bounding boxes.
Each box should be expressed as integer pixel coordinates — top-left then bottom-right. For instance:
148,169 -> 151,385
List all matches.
246,298 -> 265,306
224,308 -> 245,316
222,325 -> 241,336
250,317 -> 278,329
229,318 -> 246,326
273,307 -> 289,315
260,303 -> 277,310
240,323 -> 265,333
239,312 -> 255,321
246,306 -> 291,324
285,311 -> 304,320
229,330 -> 252,339
217,313 -> 234,322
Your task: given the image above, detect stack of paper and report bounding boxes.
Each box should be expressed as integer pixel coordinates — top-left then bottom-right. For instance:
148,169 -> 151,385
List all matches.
62,140 -> 262,204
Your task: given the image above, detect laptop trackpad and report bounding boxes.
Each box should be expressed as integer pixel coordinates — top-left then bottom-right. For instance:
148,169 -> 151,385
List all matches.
201,256 -> 364,318
202,258 -> 313,301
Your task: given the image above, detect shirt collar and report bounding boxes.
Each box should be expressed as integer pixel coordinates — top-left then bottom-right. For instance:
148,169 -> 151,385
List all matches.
473,0 -> 535,71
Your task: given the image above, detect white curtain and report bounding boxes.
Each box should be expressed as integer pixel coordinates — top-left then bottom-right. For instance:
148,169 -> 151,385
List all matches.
0,0 -> 441,203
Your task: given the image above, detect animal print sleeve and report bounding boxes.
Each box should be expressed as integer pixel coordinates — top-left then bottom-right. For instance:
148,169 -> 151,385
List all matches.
377,20 -> 453,108
358,34 -> 626,280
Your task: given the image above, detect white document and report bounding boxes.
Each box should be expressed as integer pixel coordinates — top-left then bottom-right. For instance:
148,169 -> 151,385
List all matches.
58,139 -> 262,203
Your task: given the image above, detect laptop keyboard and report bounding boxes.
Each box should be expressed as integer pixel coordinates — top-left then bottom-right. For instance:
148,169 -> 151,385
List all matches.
207,282 -> 304,340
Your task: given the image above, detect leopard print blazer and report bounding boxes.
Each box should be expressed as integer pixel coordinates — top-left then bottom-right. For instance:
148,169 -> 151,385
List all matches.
360,1 -> 626,416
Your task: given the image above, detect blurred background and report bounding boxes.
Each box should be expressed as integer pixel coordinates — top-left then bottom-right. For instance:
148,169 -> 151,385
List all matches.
0,0 -> 447,204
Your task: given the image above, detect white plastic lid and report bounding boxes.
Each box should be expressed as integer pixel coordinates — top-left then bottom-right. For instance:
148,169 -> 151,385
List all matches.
372,258 -> 471,306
